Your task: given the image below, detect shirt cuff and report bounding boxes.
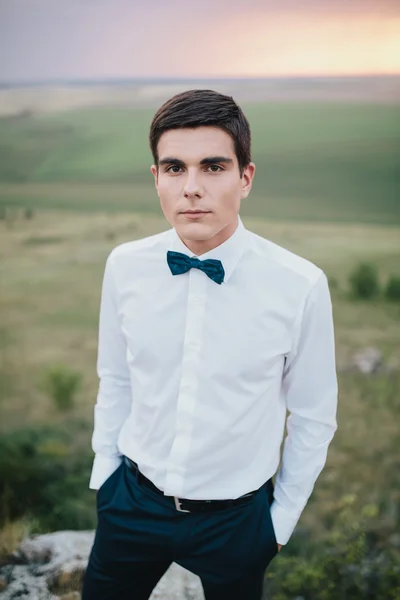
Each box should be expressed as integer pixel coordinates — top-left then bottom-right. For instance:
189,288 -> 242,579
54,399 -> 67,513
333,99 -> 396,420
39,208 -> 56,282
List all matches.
270,500 -> 301,545
89,454 -> 123,490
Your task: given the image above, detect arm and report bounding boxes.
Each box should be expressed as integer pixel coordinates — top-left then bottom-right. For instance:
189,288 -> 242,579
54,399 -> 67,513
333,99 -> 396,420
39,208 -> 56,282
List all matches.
270,271 -> 338,545
89,250 -> 132,490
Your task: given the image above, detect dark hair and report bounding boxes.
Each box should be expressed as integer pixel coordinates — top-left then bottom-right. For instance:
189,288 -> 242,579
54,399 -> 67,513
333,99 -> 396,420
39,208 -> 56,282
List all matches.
149,89 -> 251,176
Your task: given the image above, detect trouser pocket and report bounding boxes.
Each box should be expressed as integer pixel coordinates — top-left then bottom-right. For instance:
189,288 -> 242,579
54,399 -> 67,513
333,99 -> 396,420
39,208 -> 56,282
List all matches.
96,462 -> 124,511
265,479 -> 278,552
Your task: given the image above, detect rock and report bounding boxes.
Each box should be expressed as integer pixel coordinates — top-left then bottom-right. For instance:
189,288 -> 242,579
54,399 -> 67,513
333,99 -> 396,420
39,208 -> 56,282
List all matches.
338,348 -> 398,375
0,531 -> 206,599
151,563 -> 204,599
19,530 -> 94,566
19,531 -> 95,595
0,564 -> 58,599
352,347 -> 382,374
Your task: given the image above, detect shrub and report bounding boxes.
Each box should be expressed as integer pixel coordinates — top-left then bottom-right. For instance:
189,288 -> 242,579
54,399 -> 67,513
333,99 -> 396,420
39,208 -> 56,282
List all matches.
40,364 -> 82,411
328,276 -> 339,291
266,498 -> 400,599
384,275 -> 400,302
24,207 -> 34,220
348,262 -> 380,300
0,423 -> 95,531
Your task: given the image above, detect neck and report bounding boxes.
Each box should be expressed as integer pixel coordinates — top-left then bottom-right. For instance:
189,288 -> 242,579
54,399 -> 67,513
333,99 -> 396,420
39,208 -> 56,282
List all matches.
178,217 -> 239,256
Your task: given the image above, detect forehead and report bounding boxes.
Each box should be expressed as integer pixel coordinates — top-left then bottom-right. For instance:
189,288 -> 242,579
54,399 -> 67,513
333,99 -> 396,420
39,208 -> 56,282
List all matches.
157,126 -> 236,161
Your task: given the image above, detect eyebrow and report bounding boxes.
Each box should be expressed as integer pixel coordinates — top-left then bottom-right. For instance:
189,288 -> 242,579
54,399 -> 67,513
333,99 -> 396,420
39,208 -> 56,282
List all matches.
158,156 -> 233,167
201,156 -> 233,165
158,157 -> 185,167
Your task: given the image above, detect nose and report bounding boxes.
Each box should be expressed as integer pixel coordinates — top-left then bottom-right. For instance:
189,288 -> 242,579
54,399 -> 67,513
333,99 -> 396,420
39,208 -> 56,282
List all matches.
183,169 -> 203,199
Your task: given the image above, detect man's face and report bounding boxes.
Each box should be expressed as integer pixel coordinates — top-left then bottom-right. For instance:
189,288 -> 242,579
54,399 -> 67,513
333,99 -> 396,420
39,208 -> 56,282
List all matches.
151,126 -> 255,252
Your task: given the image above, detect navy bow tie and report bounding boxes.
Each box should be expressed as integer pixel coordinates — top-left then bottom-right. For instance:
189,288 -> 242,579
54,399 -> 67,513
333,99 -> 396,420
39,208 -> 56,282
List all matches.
167,250 -> 225,285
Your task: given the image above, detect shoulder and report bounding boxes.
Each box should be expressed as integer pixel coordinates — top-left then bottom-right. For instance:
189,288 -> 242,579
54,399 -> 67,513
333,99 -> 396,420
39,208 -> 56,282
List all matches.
246,229 -> 324,287
107,227 -> 172,267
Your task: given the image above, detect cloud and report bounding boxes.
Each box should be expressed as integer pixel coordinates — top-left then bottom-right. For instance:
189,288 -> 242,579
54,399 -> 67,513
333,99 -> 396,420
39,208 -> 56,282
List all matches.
0,0 -> 399,81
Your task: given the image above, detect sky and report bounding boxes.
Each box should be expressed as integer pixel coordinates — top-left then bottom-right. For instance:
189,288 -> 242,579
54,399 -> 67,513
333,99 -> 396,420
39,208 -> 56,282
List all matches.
0,0 -> 399,82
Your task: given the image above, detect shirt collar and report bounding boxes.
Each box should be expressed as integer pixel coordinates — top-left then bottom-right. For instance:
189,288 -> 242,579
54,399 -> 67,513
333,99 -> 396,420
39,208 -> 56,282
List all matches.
168,215 -> 248,283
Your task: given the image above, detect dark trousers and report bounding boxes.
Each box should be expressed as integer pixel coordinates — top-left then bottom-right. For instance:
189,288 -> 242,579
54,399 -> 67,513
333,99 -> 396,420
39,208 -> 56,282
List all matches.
82,459 -> 279,600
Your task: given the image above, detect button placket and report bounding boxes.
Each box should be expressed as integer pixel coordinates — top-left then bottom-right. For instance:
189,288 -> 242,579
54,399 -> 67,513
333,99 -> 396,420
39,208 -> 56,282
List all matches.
164,269 -> 207,496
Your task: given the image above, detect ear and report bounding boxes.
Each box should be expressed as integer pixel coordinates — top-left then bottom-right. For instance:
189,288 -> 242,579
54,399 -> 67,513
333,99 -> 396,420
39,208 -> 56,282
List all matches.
150,165 -> 159,194
241,162 -> 255,199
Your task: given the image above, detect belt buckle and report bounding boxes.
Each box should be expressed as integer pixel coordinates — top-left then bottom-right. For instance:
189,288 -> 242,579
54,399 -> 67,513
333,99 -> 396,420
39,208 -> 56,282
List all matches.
174,496 -> 191,513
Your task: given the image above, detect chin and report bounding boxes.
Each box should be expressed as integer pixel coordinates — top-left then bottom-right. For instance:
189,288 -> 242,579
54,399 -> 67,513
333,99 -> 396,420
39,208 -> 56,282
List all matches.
175,221 -> 215,241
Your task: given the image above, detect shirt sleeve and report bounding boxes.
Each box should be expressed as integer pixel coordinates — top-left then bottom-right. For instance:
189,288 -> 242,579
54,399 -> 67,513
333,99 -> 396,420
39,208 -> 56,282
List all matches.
89,250 -> 132,490
270,271 -> 338,545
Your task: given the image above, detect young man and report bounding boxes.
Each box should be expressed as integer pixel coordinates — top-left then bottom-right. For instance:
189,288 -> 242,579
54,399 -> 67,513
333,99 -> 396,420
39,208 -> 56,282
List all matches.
82,89 -> 338,600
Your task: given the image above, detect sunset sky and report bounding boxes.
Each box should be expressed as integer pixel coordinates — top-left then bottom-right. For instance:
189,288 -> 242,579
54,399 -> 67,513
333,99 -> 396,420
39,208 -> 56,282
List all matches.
0,0 -> 399,82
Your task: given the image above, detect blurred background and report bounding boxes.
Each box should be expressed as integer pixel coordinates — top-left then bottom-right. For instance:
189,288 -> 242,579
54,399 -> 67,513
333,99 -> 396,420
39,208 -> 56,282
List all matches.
0,1 -> 399,598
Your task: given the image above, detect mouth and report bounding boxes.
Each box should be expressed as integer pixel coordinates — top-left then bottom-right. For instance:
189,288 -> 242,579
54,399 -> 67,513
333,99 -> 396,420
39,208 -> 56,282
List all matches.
181,210 -> 211,213
180,210 -> 211,217
181,211 -> 211,220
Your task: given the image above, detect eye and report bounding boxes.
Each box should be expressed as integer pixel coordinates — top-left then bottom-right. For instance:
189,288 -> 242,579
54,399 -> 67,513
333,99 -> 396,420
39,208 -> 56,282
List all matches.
206,165 -> 223,172
166,165 -> 183,173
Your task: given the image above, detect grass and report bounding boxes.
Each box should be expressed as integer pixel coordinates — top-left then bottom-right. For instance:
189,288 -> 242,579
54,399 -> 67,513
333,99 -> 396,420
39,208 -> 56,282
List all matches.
0,102 -> 399,225
0,518 -> 36,564
23,234 -> 65,245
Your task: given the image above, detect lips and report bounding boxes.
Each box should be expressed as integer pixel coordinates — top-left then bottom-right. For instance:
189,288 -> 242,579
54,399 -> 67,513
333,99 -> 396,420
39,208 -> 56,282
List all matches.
181,211 -> 210,214
181,211 -> 210,220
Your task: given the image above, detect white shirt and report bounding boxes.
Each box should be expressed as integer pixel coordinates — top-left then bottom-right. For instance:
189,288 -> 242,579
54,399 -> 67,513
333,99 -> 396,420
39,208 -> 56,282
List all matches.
89,215 -> 338,545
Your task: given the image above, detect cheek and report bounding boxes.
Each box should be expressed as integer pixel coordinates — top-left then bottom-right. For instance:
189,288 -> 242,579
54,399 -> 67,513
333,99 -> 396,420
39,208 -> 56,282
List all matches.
159,195 -> 173,217
157,178 -> 180,199
212,178 -> 241,207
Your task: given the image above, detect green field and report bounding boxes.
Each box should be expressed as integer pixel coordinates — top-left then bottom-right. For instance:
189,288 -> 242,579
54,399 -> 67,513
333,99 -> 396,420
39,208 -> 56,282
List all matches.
0,102 -> 399,224
1,100 -> 400,596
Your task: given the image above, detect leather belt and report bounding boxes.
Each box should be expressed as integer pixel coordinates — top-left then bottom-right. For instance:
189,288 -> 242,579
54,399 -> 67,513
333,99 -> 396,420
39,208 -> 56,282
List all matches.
123,456 -> 260,513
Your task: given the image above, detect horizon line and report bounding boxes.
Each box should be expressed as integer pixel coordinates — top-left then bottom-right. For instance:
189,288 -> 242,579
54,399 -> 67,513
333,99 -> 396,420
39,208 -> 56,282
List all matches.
1,72 -> 400,88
